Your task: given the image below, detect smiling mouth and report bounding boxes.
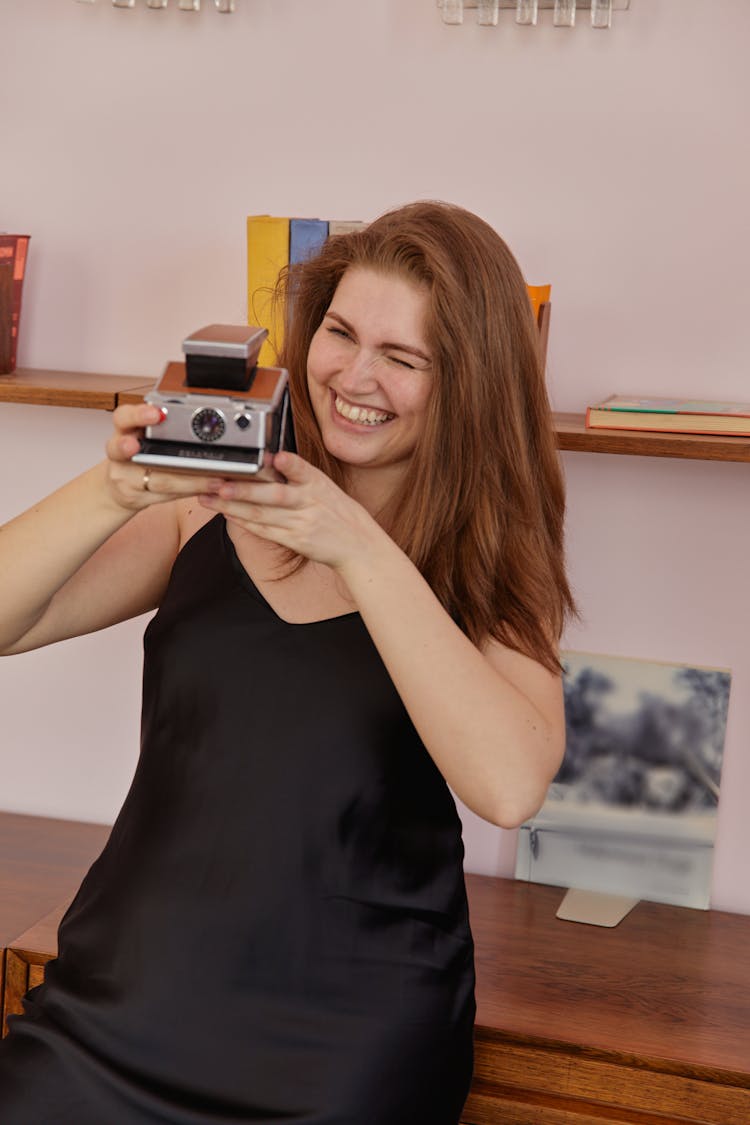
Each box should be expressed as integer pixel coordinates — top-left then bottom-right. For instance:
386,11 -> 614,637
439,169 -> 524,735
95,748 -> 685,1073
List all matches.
334,394 -> 395,426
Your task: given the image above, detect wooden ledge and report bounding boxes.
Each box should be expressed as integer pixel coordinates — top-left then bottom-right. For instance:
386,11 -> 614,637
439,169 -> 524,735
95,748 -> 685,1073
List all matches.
4,370 -> 750,463
0,369 -> 155,411
555,412 -> 750,463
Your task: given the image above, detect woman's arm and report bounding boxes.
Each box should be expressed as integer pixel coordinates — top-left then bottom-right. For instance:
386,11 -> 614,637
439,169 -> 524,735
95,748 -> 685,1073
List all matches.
0,403 -> 223,656
199,451 -> 565,828
336,528 -> 565,828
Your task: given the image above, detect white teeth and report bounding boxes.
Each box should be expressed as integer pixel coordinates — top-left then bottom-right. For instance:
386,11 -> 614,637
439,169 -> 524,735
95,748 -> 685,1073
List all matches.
334,395 -> 393,426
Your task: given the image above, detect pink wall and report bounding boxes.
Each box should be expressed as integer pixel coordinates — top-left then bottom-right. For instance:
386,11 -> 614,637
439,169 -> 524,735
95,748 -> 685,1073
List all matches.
2,0 -> 749,912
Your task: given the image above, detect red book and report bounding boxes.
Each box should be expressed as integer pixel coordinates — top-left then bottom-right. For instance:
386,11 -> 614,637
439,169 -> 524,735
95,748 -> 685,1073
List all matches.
0,234 -> 31,373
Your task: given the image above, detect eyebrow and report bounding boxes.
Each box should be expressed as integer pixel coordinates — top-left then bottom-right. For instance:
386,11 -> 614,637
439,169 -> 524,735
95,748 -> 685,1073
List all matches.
325,310 -> 432,364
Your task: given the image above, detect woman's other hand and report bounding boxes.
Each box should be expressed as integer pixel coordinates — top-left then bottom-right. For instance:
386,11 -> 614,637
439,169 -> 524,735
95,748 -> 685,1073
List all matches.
198,450 -> 379,572
104,404 -> 224,511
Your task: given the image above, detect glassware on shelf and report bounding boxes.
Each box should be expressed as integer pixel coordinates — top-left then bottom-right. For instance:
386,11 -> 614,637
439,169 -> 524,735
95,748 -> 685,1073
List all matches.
214,0 -> 235,11
477,0 -> 500,26
178,0 -> 200,8
515,0 -> 539,27
146,0 -> 168,7
553,0 -> 576,27
440,0 -> 464,25
591,0 -> 613,28
112,0 -> 135,7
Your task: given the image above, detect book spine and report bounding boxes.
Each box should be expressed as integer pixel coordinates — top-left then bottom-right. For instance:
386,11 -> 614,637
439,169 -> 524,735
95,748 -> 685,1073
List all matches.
527,283 -> 551,319
289,218 -> 329,265
327,220 -> 366,236
246,216 -> 290,367
0,235 -> 30,374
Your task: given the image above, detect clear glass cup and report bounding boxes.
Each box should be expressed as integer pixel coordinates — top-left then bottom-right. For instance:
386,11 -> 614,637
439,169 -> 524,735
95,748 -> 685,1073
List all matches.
553,0 -> 576,27
215,0 -> 235,11
477,0 -> 500,26
591,0 -> 613,29
441,0 -> 464,25
146,0 -> 169,7
515,0 -> 539,27
112,0 -> 135,8
178,0 -> 200,8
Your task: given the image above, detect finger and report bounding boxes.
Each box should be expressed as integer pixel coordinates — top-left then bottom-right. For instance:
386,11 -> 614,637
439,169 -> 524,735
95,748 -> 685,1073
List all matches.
272,450 -> 313,482
107,405 -> 166,463
215,480 -> 294,508
136,468 -> 225,497
200,495 -> 288,524
113,403 -> 165,435
106,433 -> 142,462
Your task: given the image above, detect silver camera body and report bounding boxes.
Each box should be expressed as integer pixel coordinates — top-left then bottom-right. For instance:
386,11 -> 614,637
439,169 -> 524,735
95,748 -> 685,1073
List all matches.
133,325 -> 295,478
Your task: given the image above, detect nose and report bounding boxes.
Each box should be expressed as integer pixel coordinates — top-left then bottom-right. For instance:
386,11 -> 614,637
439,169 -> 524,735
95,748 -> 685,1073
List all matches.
336,347 -> 380,396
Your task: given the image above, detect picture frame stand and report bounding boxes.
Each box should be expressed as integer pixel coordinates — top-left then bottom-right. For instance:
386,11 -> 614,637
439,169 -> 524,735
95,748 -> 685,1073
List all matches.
556,887 -> 640,928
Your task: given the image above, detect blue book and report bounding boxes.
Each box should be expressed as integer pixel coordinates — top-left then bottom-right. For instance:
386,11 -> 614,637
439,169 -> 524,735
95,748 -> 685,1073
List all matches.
289,218 -> 329,264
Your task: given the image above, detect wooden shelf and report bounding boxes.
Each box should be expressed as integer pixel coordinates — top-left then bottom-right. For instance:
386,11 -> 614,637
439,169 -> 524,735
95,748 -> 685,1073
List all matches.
555,412 -> 750,463
118,381 -> 157,406
0,368 -> 155,411
3,370 -> 750,463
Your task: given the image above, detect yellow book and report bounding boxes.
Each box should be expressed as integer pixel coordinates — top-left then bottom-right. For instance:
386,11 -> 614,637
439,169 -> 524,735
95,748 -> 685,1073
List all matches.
246,216 -> 290,366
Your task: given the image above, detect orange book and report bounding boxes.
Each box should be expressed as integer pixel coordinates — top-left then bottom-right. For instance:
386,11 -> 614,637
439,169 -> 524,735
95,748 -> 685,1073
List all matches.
527,283 -> 551,319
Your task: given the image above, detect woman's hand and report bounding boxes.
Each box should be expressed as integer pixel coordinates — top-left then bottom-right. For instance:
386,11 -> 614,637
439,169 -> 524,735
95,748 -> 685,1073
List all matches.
198,450 -> 380,571
104,403 -> 224,511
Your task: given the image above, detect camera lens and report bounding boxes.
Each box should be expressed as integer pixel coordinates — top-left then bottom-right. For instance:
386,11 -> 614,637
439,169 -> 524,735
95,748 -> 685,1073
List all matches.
191,407 -> 226,443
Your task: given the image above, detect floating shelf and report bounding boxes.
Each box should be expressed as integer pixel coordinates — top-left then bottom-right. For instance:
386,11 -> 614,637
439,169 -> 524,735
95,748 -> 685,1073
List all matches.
0,368 -> 154,411
2,370 -> 750,464
554,412 -> 750,463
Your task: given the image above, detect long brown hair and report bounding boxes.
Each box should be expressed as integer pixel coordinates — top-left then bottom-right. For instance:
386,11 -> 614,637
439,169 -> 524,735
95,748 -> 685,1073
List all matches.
277,201 -> 575,672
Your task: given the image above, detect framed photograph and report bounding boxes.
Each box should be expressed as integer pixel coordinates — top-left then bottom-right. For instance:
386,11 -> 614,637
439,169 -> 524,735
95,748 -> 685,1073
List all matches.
515,651 -> 731,910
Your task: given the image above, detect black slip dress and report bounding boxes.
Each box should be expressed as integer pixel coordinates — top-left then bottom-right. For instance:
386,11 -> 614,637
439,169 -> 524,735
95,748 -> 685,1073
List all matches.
0,514 -> 476,1124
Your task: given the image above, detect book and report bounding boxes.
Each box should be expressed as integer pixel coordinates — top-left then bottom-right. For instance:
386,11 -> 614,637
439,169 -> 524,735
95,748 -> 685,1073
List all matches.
527,283 -> 550,319
247,216 -> 365,365
586,394 -> 750,437
0,234 -> 30,374
327,220 -> 366,235
246,216 -> 290,366
289,218 -> 328,265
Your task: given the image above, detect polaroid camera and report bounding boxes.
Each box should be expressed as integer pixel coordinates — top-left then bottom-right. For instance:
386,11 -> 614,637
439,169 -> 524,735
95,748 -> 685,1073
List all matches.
133,324 -> 295,478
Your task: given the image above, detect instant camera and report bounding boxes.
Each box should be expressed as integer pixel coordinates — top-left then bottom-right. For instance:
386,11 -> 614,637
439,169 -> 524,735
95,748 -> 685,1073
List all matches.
133,324 -> 295,478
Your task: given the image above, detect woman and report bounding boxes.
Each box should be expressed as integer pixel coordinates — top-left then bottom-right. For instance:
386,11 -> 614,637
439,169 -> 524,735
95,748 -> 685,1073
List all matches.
0,201 -> 575,1123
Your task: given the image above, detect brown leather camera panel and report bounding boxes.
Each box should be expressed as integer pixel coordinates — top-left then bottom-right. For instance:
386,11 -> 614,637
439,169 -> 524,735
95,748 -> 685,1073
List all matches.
157,361 -> 282,400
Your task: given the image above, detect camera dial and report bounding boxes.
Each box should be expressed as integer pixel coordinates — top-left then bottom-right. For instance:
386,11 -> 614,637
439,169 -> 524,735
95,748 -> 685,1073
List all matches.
191,407 -> 226,443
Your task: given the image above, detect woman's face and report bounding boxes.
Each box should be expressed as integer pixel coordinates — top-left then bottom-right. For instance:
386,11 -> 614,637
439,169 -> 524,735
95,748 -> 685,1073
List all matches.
306,267 -> 433,488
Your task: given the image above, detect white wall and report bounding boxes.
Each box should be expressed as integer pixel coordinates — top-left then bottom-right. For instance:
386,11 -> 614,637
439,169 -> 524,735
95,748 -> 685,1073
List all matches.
2,0 -> 749,912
